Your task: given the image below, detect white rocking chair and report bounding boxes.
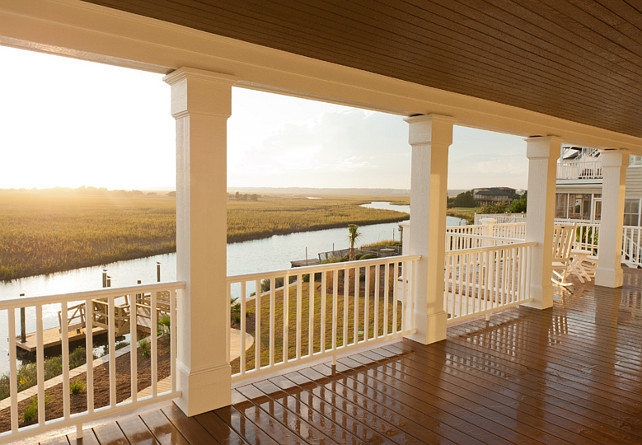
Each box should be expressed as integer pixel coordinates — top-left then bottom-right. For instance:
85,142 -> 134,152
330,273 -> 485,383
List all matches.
551,224 -> 576,293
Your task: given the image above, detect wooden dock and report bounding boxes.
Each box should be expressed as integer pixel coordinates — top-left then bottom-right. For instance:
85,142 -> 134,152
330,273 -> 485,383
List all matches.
290,258 -> 320,267
16,323 -> 108,353
15,292 -> 170,353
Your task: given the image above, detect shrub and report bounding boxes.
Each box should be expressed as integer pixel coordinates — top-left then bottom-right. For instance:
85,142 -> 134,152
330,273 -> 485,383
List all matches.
17,364 -> 37,392
0,375 -> 10,401
115,341 -> 130,351
158,315 -> 171,336
139,339 -> 151,358
70,379 -> 85,395
23,395 -> 49,424
44,356 -> 62,380
68,346 -> 87,369
22,398 -> 38,423
480,202 -> 509,214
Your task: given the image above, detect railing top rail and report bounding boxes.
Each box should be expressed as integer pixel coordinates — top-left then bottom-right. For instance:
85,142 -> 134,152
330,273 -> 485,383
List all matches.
447,233 -> 525,241
445,241 -> 537,256
227,254 -> 421,283
0,281 -> 186,309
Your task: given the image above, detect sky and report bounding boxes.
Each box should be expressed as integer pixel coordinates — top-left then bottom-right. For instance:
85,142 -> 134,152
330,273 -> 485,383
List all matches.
0,45 -> 528,191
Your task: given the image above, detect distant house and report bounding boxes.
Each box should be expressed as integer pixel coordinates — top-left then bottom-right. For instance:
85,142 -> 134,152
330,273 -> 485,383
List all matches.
472,187 -> 517,205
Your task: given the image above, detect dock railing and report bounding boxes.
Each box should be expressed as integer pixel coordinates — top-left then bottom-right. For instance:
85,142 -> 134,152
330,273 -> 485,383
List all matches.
227,255 -> 420,383
0,281 -> 184,444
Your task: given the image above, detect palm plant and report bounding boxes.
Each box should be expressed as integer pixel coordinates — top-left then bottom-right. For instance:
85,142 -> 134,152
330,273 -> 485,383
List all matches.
348,224 -> 361,261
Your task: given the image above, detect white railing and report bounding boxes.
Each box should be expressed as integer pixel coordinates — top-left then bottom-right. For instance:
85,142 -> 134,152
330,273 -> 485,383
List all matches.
227,255 -> 420,383
0,282 -> 184,444
444,242 -> 536,323
445,225 -> 485,236
557,160 -> 602,180
446,221 -> 526,251
473,213 -> 527,224
492,222 -> 527,239
573,223 -> 600,254
445,232 -> 524,251
623,226 -> 642,267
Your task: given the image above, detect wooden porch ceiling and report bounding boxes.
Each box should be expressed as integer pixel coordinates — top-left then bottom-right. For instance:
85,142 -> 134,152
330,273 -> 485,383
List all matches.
33,268 -> 642,444
80,1 -> 642,139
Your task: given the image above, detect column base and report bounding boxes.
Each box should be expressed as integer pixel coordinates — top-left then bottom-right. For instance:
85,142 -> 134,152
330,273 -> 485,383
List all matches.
522,282 -> 553,309
406,310 -> 447,345
175,361 -> 231,416
595,266 -> 624,288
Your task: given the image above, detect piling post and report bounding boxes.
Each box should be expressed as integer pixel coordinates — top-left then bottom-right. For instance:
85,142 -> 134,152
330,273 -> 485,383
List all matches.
136,280 -> 142,304
157,262 -> 161,282
20,293 -> 26,343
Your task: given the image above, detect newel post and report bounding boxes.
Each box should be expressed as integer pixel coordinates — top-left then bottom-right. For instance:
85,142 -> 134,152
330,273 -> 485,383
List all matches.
164,68 -> 235,416
480,218 -> 496,247
405,114 -> 454,344
595,149 -> 628,288
524,136 -> 560,309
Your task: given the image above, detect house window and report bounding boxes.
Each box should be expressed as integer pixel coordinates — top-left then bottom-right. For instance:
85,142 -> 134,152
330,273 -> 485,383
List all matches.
567,193 -> 592,220
630,155 -> 642,167
624,199 -> 641,226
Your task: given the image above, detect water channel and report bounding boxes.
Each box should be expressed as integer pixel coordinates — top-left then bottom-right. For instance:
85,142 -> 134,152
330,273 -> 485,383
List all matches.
0,202 -> 464,373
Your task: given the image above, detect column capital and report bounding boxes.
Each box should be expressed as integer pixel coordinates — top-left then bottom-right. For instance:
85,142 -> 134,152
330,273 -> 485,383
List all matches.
599,149 -> 629,168
163,67 -> 237,85
525,135 -> 562,160
404,114 -> 455,147
164,67 -> 236,118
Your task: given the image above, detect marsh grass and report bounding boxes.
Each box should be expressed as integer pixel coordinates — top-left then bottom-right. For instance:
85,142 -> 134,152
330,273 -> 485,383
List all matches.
0,188 -> 175,281
227,195 -> 409,242
0,189 -> 408,281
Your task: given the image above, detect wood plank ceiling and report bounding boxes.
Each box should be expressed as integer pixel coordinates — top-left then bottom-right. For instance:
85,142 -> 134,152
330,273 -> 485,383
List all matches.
83,0 -> 642,138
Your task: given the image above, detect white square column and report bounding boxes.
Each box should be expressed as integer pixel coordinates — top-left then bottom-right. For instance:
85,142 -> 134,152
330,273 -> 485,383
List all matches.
404,114 -> 454,345
524,136 -> 561,309
164,68 -> 236,416
595,150 -> 628,288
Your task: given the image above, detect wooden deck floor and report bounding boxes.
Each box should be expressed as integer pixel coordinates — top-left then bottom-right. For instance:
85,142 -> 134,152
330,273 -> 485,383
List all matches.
32,268 -> 642,444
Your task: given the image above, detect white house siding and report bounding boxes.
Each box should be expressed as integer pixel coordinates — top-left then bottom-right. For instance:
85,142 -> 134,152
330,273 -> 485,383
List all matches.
625,166 -> 642,198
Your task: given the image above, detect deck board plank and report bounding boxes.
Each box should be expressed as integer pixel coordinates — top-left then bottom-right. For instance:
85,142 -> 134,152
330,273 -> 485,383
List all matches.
194,410 -> 248,445
214,405 -> 280,445
139,408 -> 190,445
67,430 -> 100,445
160,403 -> 217,445
253,379 -> 363,445
239,381 -> 341,445
117,414 -> 159,444
228,387 -> 305,444
296,366 -> 420,444
92,422 -> 129,445
269,372 -> 382,443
